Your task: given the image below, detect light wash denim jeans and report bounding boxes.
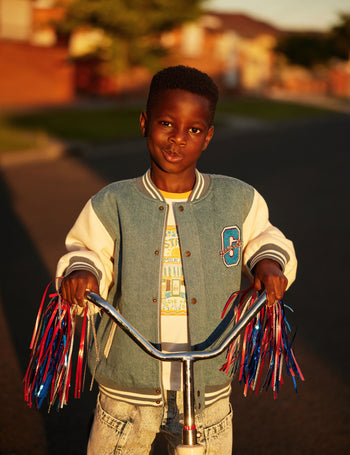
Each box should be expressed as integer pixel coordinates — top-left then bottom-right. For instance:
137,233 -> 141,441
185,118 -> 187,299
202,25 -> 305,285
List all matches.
87,390 -> 233,455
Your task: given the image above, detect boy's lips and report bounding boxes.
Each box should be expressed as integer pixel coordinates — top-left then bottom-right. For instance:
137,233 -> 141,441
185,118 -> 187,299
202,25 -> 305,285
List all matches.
162,148 -> 183,163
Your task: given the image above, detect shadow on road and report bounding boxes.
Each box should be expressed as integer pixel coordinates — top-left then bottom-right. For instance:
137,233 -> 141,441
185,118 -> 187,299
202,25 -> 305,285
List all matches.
0,169 -> 98,455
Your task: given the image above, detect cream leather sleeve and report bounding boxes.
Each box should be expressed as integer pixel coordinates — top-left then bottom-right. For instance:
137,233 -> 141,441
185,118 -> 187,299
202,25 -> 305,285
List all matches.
242,190 -> 297,289
56,199 -> 115,299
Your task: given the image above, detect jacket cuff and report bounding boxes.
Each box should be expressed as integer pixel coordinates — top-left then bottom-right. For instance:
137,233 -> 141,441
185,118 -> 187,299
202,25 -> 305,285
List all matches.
64,256 -> 102,283
247,244 -> 289,274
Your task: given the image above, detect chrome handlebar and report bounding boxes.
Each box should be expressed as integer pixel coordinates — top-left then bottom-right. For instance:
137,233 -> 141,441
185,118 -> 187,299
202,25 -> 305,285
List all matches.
86,290 -> 267,447
86,291 -> 267,362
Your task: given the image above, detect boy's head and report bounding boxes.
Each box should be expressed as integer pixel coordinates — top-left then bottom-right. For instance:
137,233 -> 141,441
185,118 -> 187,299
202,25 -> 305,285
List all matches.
146,65 -> 219,124
140,65 -> 217,192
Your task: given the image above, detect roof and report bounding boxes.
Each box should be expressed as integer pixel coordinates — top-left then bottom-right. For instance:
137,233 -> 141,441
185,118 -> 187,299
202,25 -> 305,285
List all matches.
203,11 -> 283,39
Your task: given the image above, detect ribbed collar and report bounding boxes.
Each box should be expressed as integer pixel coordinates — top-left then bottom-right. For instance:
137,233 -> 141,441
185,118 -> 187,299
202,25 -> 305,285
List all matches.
138,169 -> 210,202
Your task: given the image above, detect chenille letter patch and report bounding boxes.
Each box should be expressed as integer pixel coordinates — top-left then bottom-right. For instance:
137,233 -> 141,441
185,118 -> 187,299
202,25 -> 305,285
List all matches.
219,225 -> 242,267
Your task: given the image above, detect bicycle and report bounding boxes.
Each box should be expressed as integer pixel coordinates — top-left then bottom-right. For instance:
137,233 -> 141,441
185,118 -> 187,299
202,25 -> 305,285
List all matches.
86,291 -> 269,455
25,287 -> 303,453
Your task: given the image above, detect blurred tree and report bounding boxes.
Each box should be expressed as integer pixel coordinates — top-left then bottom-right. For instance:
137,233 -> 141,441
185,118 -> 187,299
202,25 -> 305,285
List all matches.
330,12 -> 350,60
275,12 -> 350,69
54,0 -> 205,73
275,33 -> 334,68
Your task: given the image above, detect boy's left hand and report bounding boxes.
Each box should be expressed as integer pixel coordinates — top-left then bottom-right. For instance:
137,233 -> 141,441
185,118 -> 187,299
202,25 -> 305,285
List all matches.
253,258 -> 288,306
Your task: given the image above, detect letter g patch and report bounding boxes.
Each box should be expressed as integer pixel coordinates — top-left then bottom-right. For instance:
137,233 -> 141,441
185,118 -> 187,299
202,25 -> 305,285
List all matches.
219,226 -> 242,267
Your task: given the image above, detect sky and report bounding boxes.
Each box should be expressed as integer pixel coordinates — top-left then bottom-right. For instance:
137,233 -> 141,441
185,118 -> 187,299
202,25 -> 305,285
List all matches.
207,0 -> 350,31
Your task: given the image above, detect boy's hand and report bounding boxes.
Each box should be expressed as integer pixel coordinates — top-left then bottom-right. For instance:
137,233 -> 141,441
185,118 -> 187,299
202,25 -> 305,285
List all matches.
253,258 -> 288,306
60,270 -> 99,307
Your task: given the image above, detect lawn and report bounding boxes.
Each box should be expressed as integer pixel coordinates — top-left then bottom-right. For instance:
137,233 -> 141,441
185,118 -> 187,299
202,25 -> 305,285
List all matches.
216,97 -> 335,120
0,97 -> 335,153
0,107 -> 143,153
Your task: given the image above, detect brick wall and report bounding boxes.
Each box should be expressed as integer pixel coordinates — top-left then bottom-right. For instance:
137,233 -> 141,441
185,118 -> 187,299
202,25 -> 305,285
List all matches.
0,41 -> 75,108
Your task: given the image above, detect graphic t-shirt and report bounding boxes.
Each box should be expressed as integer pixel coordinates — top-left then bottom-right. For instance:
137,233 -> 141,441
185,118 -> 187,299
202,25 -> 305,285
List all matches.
159,190 -> 191,391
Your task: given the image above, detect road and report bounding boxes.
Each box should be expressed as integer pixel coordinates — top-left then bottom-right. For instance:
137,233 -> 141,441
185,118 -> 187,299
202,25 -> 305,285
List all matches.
0,112 -> 349,454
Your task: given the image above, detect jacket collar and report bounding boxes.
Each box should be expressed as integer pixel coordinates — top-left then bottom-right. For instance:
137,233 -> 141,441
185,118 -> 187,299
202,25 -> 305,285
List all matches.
138,169 -> 210,202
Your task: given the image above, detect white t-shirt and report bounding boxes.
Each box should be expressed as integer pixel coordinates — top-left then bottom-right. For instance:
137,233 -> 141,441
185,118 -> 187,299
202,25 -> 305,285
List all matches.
159,190 -> 191,391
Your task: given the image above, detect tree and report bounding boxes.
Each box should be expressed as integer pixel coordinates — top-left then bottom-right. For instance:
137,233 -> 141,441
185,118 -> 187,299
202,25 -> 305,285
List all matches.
54,0 -> 205,73
275,33 -> 334,68
331,12 -> 350,60
275,11 -> 350,69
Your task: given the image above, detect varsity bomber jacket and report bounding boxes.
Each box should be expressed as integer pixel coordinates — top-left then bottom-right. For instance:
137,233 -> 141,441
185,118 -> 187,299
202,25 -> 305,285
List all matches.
56,170 -> 297,412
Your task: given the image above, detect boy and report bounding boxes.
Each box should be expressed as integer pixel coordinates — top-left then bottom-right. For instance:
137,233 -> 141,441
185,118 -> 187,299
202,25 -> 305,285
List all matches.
58,65 -> 296,454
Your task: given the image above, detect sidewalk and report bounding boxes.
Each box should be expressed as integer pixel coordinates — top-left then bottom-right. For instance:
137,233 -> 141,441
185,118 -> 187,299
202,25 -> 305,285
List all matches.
268,89 -> 350,114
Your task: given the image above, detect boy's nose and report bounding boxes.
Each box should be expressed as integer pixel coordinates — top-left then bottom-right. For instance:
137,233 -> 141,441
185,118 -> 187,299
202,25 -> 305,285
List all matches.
169,128 -> 186,145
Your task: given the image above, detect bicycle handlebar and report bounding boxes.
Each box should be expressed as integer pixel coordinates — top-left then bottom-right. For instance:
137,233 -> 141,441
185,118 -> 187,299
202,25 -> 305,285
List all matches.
86,291 -> 268,450
86,291 -> 267,363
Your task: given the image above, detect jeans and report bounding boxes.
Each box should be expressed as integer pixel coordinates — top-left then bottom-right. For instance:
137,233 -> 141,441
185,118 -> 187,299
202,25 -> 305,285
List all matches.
87,390 -> 233,455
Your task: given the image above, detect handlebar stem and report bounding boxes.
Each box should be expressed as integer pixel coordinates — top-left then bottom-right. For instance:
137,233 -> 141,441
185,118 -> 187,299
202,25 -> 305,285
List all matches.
183,359 -> 197,445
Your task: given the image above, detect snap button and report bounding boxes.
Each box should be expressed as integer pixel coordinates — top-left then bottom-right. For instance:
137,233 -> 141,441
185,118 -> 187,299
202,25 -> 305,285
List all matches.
156,399 -> 161,404
178,205 -> 184,212
191,298 -> 197,304
154,250 -> 160,255
159,206 -> 164,211
152,298 -> 157,303
185,251 -> 191,257
155,388 -> 161,394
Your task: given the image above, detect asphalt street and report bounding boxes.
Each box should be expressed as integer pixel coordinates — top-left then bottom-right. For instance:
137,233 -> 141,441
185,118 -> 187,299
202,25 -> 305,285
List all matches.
0,112 -> 349,454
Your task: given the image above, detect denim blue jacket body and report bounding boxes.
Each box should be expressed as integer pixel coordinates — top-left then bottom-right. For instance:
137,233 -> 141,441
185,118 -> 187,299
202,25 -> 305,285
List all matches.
56,170 -> 297,411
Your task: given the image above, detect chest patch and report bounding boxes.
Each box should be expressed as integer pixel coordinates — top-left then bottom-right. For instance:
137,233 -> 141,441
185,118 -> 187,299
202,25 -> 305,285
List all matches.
219,225 -> 242,267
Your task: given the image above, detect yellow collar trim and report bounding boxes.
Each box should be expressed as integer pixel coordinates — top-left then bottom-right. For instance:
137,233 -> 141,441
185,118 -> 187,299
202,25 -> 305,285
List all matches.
159,189 -> 192,200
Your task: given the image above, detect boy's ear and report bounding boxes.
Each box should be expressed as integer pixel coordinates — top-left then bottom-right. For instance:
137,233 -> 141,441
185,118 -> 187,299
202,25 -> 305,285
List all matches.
140,111 -> 148,137
203,125 -> 214,151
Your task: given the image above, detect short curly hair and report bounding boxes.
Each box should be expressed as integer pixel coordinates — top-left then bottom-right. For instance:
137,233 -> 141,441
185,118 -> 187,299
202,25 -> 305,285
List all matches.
146,65 -> 219,123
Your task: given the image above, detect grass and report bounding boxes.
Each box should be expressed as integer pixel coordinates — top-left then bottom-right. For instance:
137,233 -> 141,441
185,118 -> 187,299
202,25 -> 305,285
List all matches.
0,117 -> 41,152
216,97 -> 335,120
0,107 -> 143,153
0,97 -> 336,153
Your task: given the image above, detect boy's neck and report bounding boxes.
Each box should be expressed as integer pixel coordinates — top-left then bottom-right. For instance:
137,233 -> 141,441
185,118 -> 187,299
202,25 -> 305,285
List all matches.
150,169 -> 196,193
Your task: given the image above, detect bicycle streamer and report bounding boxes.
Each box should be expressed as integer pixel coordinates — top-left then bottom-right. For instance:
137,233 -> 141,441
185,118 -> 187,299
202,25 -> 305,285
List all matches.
24,283 -> 304,410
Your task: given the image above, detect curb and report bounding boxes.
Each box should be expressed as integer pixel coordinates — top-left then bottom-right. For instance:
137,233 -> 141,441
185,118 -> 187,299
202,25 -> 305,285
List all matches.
0,139 -> 67,167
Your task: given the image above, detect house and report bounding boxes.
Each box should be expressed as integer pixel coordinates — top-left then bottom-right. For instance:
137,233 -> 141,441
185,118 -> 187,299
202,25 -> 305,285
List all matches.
162,11 -> 283,94
67,11 -> 284,97
0,0 -> 74,108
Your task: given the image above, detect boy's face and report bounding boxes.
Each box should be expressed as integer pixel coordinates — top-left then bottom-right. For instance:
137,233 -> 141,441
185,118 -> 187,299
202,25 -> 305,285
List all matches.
140,89 -> 214,190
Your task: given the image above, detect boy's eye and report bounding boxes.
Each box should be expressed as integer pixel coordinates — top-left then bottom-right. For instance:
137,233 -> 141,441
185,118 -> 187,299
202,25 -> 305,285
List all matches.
189,127 -> 201,134
160,121 -> 172,127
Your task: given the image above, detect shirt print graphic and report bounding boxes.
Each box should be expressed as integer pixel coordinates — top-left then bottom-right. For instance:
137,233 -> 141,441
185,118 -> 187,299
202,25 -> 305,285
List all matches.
161,225 -> 187,316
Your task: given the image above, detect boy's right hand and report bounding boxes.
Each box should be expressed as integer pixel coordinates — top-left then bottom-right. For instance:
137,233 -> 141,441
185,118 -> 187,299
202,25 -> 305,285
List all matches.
60,270 -> 99,307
